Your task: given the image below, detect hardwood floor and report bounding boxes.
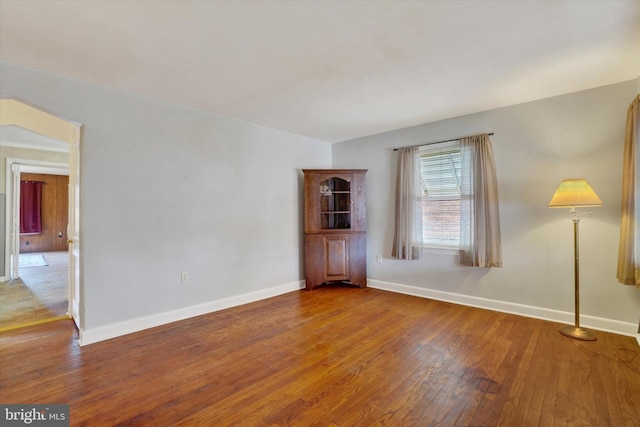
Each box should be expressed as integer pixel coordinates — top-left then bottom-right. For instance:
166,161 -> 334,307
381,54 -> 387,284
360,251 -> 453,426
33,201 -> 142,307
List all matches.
0,251 -> 68,330
1,287 -> 639,426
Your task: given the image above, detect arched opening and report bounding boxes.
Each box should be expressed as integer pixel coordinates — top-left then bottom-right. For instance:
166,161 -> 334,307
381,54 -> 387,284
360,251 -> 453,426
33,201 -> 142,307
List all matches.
0,98 -> 82,331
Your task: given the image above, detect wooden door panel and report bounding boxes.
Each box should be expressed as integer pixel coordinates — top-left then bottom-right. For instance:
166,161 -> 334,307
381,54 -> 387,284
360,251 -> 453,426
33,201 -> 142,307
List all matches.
324,236 -> 348,280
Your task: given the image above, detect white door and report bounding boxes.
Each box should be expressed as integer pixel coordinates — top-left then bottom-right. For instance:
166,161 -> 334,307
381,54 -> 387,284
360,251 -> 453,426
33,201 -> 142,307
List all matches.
68,127 -> 81,328
9,163 -> 21,281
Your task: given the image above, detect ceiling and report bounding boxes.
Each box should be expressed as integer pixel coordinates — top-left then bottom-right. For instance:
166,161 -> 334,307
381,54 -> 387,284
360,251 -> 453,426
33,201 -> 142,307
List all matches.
1,1 -> 639,143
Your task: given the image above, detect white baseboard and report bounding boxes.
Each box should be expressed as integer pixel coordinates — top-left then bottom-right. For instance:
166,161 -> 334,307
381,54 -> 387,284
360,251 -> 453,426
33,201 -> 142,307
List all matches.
368,279 -> 640,339
78,278 -> 639,347
78,281 -> 305,346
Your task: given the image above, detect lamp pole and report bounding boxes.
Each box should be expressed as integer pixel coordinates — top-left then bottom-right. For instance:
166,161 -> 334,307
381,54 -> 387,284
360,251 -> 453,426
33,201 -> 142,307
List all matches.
559,208 -> 596,341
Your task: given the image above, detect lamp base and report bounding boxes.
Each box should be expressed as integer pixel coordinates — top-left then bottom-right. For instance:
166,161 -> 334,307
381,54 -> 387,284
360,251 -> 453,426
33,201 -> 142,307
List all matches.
559,325 -> 597,341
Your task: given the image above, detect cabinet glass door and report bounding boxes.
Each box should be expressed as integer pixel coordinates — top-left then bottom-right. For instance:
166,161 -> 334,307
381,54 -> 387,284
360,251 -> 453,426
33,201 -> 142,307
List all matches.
320,177 -> 351,229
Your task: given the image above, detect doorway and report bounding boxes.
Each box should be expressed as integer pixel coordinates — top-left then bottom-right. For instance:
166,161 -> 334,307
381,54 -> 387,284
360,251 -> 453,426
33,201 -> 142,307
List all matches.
0,98 -> 82,332
1,166 -> 70,330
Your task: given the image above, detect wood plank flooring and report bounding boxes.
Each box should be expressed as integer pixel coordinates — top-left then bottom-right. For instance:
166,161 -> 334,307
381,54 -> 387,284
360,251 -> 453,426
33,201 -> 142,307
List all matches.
1,287 -> 639,426
0,251 -> 68,330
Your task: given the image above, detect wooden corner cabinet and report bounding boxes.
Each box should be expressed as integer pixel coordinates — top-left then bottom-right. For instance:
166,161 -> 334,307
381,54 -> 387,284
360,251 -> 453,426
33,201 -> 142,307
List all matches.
303,169 -> 367,290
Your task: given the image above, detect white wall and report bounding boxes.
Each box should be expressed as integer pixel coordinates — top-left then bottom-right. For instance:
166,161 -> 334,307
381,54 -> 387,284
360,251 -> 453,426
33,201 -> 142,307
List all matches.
333,80 -> 640,332
2,59 -> 637,341
0,61 -> 331,340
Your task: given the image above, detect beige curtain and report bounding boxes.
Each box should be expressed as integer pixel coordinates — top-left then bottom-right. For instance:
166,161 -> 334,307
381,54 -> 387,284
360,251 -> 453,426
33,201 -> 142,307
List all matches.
617,94 -> 640,288
459,134 -> 502,267
392,146 -> 423,259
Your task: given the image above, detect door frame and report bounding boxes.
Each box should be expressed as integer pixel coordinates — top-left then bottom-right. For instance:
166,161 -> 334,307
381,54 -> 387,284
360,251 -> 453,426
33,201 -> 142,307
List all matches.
1,98 -> 83,331
6,160 -> 70,280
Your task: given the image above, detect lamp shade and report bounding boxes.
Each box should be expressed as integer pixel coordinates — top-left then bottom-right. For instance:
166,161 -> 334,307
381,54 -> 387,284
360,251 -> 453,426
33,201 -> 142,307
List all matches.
548,179 -> 603,208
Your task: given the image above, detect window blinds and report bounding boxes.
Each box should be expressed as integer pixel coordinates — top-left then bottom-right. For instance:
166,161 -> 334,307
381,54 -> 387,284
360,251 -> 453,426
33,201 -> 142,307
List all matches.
420,145 -> 462,245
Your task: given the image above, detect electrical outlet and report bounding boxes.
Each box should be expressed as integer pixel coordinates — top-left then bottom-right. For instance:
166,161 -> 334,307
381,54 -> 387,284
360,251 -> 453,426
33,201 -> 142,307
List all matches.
376,254 -> 383,264
181,271 -> 189,283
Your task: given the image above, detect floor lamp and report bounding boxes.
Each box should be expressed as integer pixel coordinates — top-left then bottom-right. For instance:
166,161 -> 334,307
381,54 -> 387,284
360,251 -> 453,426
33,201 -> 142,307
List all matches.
548,179 -> 603,341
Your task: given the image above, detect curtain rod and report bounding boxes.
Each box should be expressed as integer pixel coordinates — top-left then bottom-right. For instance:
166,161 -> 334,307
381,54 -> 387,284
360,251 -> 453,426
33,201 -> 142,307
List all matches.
392,132 -> 494,151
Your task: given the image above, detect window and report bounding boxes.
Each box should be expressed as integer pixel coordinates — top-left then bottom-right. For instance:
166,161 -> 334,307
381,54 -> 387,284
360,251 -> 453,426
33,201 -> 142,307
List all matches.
419,141 -> 461,247
393,133 -> 500,263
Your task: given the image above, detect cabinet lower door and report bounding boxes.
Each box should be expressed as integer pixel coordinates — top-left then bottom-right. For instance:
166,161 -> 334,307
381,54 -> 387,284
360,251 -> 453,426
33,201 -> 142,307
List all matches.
323,235 -> 349,282
304,233 -> 366,290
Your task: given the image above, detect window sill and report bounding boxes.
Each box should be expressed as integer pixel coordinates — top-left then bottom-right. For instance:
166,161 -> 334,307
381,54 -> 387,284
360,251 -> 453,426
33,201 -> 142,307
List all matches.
422,245 -> 460,255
